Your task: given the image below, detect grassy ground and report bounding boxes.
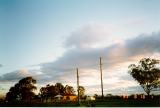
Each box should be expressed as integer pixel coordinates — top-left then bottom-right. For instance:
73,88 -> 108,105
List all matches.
94,99 -> 159,107
0,99 -> 159,107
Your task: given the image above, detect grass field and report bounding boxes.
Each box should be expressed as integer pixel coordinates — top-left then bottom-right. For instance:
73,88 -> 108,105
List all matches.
0,98 -> 159,107
94,99 -> 159,107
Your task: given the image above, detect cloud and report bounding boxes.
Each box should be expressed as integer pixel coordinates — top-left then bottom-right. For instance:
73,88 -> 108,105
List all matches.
40,30 -> 160,78
0,69 -> 31,81
0,68 -> 51,84
1,24 -> 160,95
125,32 -> 160,56
39,27 -> 160,94
64,23 -> 123,49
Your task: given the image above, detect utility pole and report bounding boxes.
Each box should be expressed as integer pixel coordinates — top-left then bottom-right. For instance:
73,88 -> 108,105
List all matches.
77,68 -> 80,105
100,57 -> 104,99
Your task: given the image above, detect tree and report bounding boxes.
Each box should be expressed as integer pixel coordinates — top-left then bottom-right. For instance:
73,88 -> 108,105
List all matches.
40,87 -> 48,102
40,84 -> 57,102
128,58 -> 160,96
47,85 -> 56,100
55,83 -> 64,95
6,77 -> 37,102
64,85 -> 75,95
39,83 -> 76,102
6,87 -> 17,102
78,86 -> 85,99
94,94 -> 98,99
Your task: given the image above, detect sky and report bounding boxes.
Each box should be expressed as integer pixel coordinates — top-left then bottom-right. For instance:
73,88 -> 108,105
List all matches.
0,0 -> 160,96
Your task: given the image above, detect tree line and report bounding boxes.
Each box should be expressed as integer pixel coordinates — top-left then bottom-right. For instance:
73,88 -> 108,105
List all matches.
39,83 -> 85,102
5,77 -> 85,103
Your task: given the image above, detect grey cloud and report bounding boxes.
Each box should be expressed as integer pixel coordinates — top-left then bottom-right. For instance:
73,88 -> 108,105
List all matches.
5,26 -> 160,83
0,70 -> 29,81
1,24 -> 160,95
39,30 -> 160,88
2,30 -> 160,84
0,69 -> 51,84
0,64 -> 3,67
64,24 -> 109,48
40,30 -> 160,78
40,48 -> 104,75
40,43 -> 128,74
125,32 -> 160,57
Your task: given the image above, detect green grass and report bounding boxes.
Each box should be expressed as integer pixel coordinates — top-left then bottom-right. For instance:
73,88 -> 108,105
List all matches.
94,99 -> 159,107
0,99 -> 159,107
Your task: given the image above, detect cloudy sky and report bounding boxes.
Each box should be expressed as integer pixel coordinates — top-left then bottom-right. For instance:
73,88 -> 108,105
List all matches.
1,0 -> 160,96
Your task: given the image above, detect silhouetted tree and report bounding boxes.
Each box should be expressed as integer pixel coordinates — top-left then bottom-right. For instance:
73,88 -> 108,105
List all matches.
6,87 -> 17,102
40,84 -> 57,102
128,58 -> 160,96
40,87 -> 48,102
47,85 -> 56,100
94,94 -> 98,99
6,77 -> 37,102
40,83 -> 76,102
55,83 -> 64,95
78,86 -> 85,99
64,85 -> 75,95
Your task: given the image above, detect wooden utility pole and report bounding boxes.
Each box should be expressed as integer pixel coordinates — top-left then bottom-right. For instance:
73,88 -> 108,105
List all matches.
77,68 -> 80,105
100,57 -> 104,99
